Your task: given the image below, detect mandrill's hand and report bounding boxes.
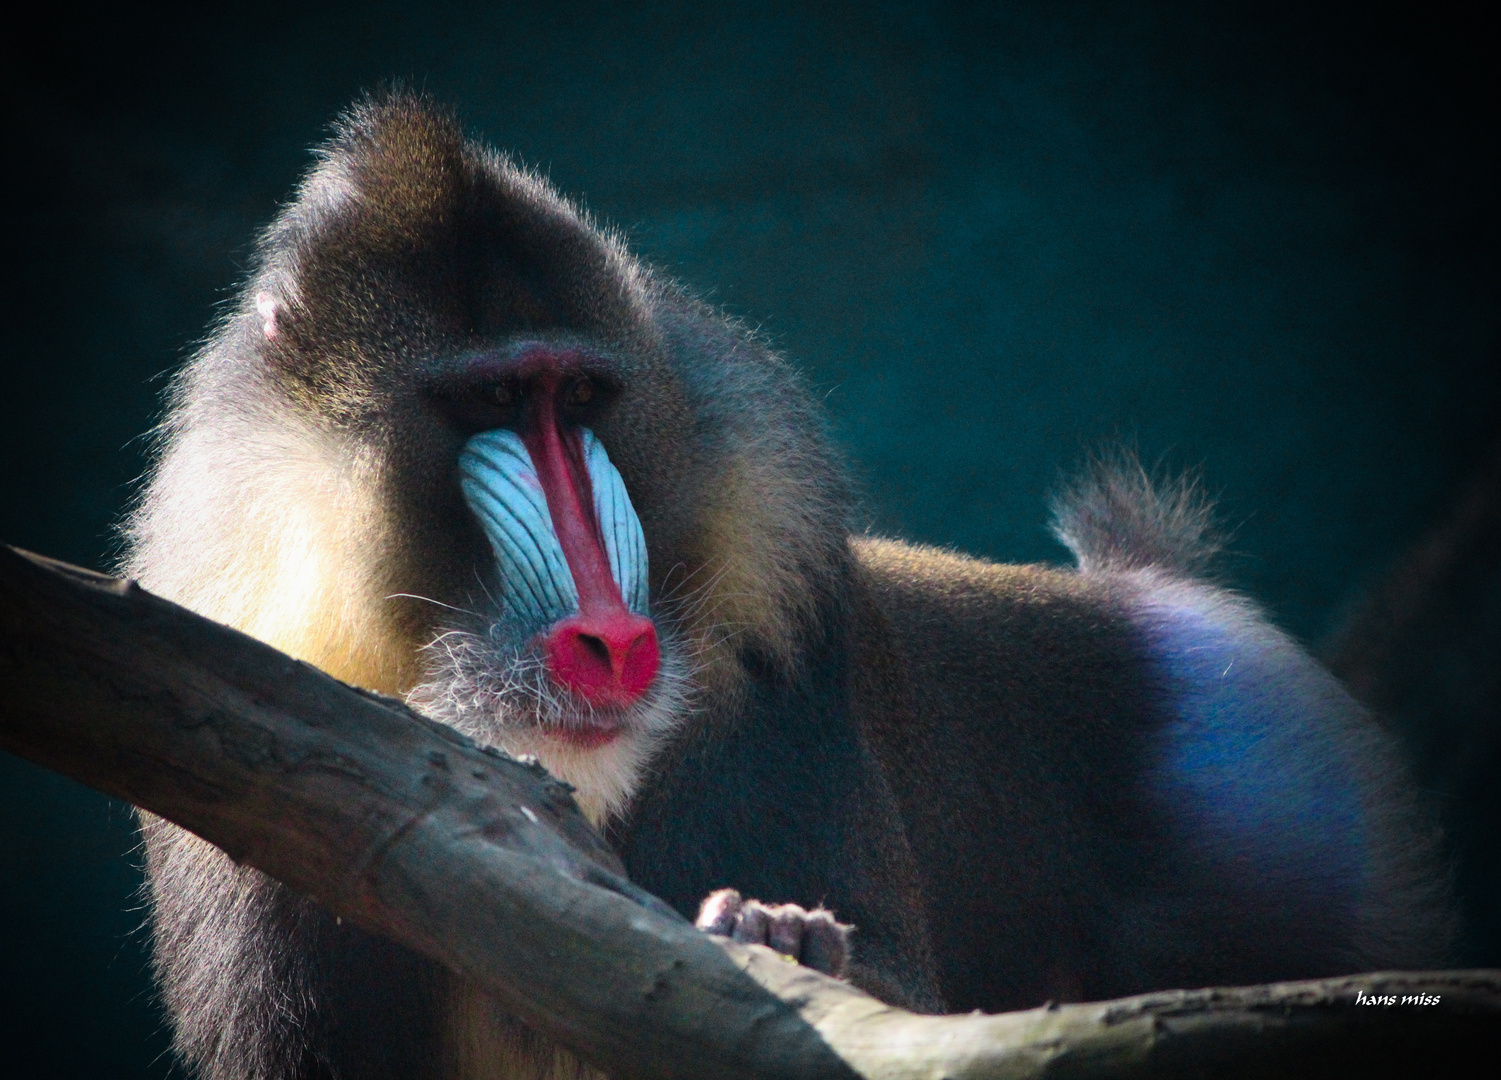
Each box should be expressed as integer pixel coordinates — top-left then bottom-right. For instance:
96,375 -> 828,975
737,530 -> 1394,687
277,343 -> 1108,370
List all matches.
694,888 -> 853,978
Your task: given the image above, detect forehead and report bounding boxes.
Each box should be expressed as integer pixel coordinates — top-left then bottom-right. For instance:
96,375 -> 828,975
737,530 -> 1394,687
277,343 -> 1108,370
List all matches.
255,103 -> 656,419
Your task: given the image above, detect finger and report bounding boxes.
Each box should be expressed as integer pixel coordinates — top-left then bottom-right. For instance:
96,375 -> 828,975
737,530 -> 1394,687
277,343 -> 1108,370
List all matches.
800,909 -> 853,977
695,888 -> 744,936
731,901 -> 770,945
767,905 -> 805,957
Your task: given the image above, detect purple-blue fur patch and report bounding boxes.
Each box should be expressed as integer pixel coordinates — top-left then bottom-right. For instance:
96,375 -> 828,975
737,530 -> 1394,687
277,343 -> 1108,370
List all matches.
1124,573 -> 1369,904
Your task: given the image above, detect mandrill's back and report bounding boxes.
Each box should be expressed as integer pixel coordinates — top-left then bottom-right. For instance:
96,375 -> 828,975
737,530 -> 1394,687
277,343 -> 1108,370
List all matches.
846,533 -> 1453,1013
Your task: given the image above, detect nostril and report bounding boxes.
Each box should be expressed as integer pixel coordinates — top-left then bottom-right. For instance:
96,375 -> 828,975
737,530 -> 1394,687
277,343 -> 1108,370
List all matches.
577,633 -> 610,664
544,613 -> 661,705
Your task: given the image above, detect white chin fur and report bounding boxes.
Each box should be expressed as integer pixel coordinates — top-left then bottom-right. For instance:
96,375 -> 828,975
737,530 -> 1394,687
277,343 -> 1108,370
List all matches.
407,629 -> 690,826
481,728 -> 657,827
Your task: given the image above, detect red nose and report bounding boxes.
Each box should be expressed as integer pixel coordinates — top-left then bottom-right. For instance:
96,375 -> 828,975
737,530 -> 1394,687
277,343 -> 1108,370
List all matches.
544,611 -> 660,705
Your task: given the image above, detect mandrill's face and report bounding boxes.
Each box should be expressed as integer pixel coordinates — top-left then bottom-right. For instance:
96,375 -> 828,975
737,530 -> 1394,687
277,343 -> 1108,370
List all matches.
395,339 -> 695,825
242,152 -> 707,826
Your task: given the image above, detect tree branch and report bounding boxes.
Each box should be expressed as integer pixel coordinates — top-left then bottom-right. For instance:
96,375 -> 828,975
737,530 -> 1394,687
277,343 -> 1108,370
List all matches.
2,544 -> 1496,1079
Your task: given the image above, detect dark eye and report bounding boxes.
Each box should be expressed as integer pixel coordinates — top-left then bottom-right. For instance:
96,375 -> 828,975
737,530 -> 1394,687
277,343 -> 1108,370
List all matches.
565,378 -> 594,406
430,376 -> 522,433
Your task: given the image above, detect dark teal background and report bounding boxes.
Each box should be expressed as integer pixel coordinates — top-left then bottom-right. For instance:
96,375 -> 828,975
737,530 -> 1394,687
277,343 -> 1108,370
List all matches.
3,2 -> 1496,1075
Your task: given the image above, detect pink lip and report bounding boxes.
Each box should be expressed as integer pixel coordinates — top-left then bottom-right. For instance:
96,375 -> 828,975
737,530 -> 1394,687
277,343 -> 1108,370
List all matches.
545,722 -> 624,749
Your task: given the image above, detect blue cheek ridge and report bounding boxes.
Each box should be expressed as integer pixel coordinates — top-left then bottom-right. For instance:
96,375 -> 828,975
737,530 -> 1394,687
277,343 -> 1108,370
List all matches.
458,427 -> 651,626
579,430 -> 650,617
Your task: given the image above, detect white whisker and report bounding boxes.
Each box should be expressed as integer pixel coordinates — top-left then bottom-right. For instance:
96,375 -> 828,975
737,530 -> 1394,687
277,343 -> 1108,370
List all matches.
385,592 -> 483,618
407,617 -> 693,826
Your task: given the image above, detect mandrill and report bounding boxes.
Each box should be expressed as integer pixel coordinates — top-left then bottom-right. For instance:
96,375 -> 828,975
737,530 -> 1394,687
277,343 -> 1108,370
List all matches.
124,92 -> 1451,1080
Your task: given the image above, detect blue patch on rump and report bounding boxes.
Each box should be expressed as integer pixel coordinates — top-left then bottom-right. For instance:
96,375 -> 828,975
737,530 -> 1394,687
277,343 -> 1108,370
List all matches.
1129,579 -> 1368,906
